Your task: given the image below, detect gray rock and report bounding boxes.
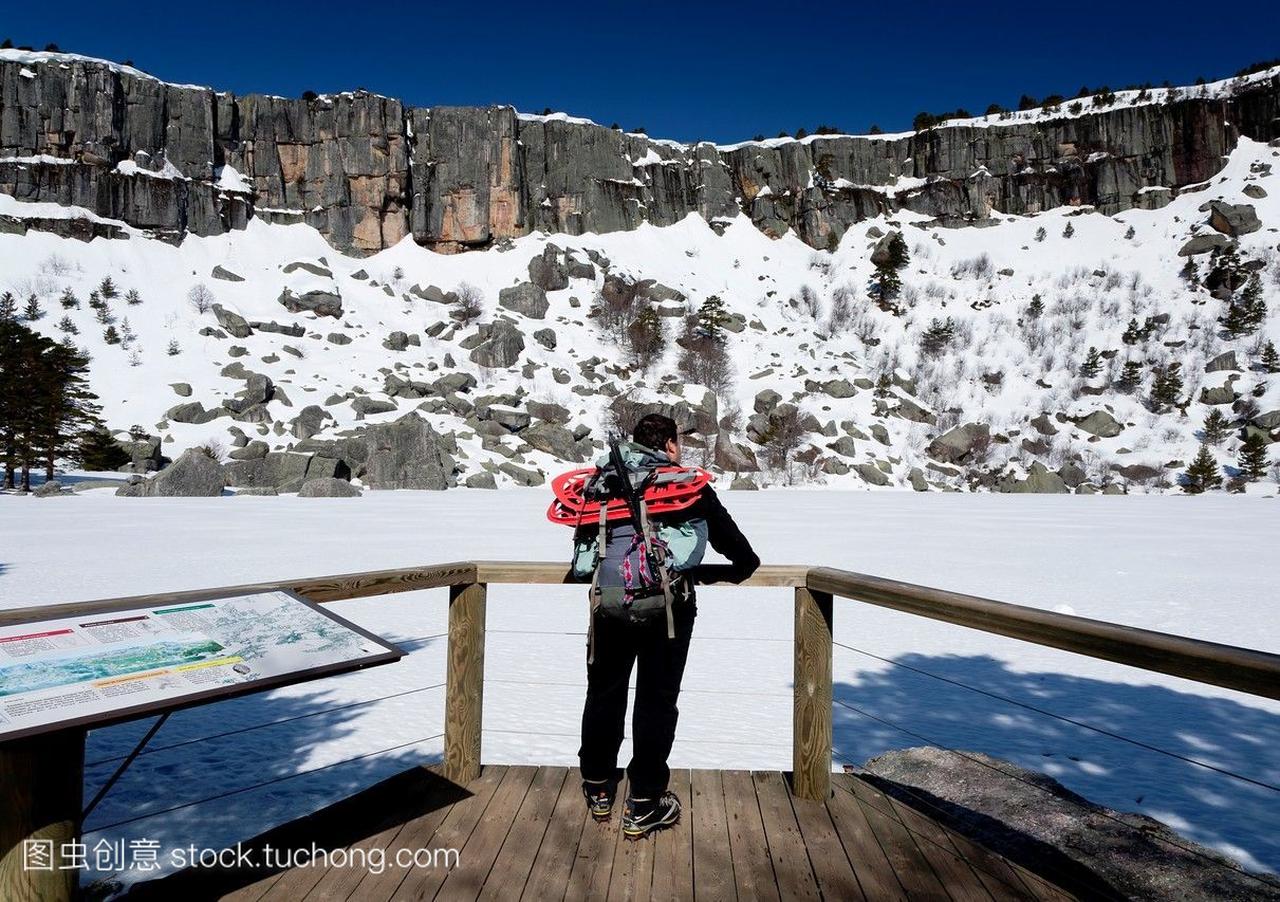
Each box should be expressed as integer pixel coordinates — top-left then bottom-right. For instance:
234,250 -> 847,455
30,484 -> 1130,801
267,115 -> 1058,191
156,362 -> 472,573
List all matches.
290,405 -> 333,439
908,467 -> 928,491
297,477 -> 361,497
527,400 -> 571,424
1254,409 -> 1280,430
533,328 -> 557,350
855,463 -> 890,486
1207,201 -> 1261,236
1243,183 -> 1267,199
166,402 -> 224,425
827,436 -> 858,458
498,461 -> 544,486
1200,384 -> 1238,406
234,486 -> 279,496
1074,410 -> 1123,438
119,449 -> 225,497
1116,464 -> 1161,482
521,422 -> 589,461
869,230 -> 904,266
1204,351 -> 1240,372
1029,413 -> 1059,436
283,261 -> 333,278
465,471 -> 498,489
34,480 -> 67,497
170,383 -> 192,397
528,245 -> 569,291
754,389 -> 782,414
713,432 -> 759,471
228,440 -> 269,461
926,423 -> 990,465
362,413 -> 458,489
1177,233 -> 1231,256
1000,461 -> 1069,493
279,288 -> 343,318
498,282 -> 550,319
211,265 -> 245,282
862,746 -> 1274,902
352,396 -> 398,417
467,320 -> 526,368
212,304 -> 252,338
383,331 -> 411,351
1059,462 -> 1088,487
250,320 -> 306,337
327,332 -> 353,345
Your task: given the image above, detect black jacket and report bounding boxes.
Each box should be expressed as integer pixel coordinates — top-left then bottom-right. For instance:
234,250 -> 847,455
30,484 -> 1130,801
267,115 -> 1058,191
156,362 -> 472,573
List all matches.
686,486 -> 760,586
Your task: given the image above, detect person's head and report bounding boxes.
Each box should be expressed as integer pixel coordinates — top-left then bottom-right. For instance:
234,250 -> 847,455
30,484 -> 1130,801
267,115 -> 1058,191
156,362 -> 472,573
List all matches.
632,413 -> 681,464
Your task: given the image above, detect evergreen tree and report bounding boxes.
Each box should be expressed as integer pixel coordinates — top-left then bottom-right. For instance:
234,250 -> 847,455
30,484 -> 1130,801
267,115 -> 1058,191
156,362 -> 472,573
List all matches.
1262,340 -> 1280,373
695,295 -> 731,341
677,303 -> 733,396
1025,295 -> 1044,319
1238,432 -> 1270,481
1079,346 -> 1103,379
125,289 -> 142,306
0,292 -> 16,322
167,339 -> 181,356
98,276 -> 118,300
1034,226 -> 1046,243
79,428 -> 130,471
1202,408 -> 1231,445
1179,258 -> 1200,289
1149,361 -> 1182,410
95,304 -> 114,326
920,318 -> 956,357
1182,445 -> 1223,494
1117,359 -> 1143,393
1240,275 -> 1267,331
625,306 -> 666,371
874,372 -> 893,398
23,294 -> 42,321
1122,318 -> 1143,344
871,233 -> 909,312
87,289 -> 104,310
1062,222 -> 1075,239
103,325 -> 121,345
57,314 -> 78,335
60,287 -> 80,309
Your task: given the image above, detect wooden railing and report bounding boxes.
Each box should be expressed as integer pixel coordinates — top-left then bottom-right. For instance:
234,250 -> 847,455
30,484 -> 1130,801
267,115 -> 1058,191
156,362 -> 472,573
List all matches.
4,560 -> 1279,901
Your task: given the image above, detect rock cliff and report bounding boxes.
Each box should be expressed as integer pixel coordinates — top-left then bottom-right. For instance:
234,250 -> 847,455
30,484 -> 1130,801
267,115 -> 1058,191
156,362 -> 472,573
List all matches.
3,50 -> 1279,254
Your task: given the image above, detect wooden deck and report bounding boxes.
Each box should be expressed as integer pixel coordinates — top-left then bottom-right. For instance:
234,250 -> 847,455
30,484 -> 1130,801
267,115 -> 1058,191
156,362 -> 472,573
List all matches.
125,764 -> 1088,901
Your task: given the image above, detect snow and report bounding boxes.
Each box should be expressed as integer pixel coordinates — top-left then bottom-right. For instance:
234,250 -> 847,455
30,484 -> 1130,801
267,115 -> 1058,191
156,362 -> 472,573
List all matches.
0,490 -> 1276,889
0,47 -> 211,91
213,164 -> 252,193
115,155 -> 188,182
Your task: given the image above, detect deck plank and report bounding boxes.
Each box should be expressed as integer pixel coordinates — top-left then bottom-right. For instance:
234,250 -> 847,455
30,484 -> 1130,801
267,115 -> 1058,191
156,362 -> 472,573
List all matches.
832,775 -> 950,901
606,786 -> 656,902
436,764 -> 537,899
720,769 -> 780,902
689,769 -> 736,902
477,765 -> 567,900
751,771 -> 821,901
565,774 -> 628,902
649,769 -> 694,902
782,775 -> 866,901
521,767 -> 591,902
823,772 -> 908,901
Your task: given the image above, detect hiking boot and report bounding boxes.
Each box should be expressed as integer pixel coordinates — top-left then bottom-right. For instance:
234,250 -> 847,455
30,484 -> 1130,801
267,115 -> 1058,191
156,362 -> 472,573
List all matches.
582,779 -> 617,821
621,791 -> 681,837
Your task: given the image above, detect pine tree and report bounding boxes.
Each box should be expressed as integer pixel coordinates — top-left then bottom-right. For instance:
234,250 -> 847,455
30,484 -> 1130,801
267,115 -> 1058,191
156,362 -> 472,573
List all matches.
1262,340 -> 1280,373
1238,432 -> 1270,481
1179,258 -> 1200,289
125,289 -> 142,306
1117,359 -> 1143,393
98,276 -> 118,300
1062,222 -> 1075,239
79,428 -> 130,471
920,318 -> 956,357
1149,361 -> 1182,410
1202,408 -> 1231,445
60,287 -> 80,309
1121,318 -> 1143,345
95,304 -> 113,326
87,290 -> 104,310
1025,295 -> 1044,319
1079,346 -> 1103,379
167,339 -> 181,356
1124,225 -> 1136,240
120,317 -> 136,347
874,373 -> 893,398
695,295 -> 731,341
1034,226 -> 1046,243
57,315 -> 78,335
0,292 -> 15,323
625,306 -> 666,371
23,294 -> 43,321
103,325 -> 121,345
1240,275 -> 1267,331
1182,445 -> 1223,494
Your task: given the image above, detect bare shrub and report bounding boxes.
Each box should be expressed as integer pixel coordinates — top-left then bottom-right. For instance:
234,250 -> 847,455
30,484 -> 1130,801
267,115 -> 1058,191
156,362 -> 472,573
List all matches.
188,283 -> 215,314
797,284 -> 821,320
827,284 -> 854,333
197,439 -> 227,462
951,254 -> 993,281
451,282 -> 484,326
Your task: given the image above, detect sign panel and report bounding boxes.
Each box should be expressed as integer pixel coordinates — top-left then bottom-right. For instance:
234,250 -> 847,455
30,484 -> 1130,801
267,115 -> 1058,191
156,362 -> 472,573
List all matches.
0,590 -> 401,742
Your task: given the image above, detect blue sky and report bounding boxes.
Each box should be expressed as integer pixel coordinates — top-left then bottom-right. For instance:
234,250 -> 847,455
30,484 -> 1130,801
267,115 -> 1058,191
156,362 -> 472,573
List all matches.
5,1 -> 1279,142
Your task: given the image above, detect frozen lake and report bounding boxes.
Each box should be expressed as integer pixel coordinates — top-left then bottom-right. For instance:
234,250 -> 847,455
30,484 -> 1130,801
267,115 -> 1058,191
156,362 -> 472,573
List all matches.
2,489 -> 1277,883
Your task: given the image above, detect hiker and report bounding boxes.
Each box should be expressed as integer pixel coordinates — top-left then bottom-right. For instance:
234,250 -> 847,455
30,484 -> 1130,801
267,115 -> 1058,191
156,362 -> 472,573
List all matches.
571,413 -> 759,836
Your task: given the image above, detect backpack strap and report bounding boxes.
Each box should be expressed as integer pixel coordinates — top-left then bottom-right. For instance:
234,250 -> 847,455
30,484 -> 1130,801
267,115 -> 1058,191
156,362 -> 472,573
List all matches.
637,497 -> 676,640
586,503 -> 608,665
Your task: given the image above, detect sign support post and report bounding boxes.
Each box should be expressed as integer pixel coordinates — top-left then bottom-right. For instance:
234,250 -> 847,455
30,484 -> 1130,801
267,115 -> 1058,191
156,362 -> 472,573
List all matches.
1,729 -> 86,902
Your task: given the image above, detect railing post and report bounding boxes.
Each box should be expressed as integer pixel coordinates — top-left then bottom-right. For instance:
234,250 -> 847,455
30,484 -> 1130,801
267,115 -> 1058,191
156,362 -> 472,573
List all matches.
793,585 -> 833,801
444,581 -> 486,785
0,730 -> 85,902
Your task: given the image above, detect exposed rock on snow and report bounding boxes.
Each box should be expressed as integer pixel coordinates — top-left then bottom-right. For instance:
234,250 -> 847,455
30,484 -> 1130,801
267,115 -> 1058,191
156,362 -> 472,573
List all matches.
498,282 -> 550,318
860,747 -> 1280,901
298,477 -> 362,497
116,449 -> 225,497
1207,200 -> 1262,237
362,413 -> 458,490
926,423 -> 990,465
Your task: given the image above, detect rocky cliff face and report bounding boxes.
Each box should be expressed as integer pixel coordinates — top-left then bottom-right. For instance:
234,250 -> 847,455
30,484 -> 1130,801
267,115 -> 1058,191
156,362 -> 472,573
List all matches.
3,50 -> 1279,254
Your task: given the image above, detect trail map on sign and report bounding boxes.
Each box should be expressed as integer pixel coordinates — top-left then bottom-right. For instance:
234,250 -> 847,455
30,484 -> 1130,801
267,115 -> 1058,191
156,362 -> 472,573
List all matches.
0,590 -> 401,741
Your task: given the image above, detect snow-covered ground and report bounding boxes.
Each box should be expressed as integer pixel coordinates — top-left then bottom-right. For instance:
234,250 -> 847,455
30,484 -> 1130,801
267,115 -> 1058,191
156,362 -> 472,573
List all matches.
2,489 -> 1277,887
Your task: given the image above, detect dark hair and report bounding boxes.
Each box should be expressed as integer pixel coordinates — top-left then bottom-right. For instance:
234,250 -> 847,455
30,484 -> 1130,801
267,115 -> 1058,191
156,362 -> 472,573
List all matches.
633,413 -> 678,452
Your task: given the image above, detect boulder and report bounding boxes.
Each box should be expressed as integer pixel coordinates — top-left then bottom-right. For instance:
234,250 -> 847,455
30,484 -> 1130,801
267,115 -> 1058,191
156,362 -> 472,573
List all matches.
352,397 -> 398,417
1074,410 -> 1123,438
119,449 -> 225,497
166,402 -> 224,425
116,433 -> 164,473
298,477 -> 362,498
228,440 -> 270,461
1204,351 -> 1240,373
1177,234 -> 1231,256
870,230 -> 904,266
498,282 -> 550,319
527,400 -> 571,424
908,467 -> 928,491
754,389 -> 782,414
926,423 -> 990,464
212,304 -> 252,338
498,461 -> 544,486
999,461 -> 1068,493
1029,413 -> 1059,436
855,463 -> 890,486
250,320 -> 305,337
34,480 -> 67,497
1200,384 -> 1238,406
278,288 -> 343,318
362,413 -> 458,489
1207,201 -> 1261,237
862,746 -> 1271,901
467,321 -> 526,369
527,246 -> 569,291
170,383 -> 192,398
283,261 -> 333,278
290,405 -> 333,439
533,328 -> 557,350
464,471 -> 498,489
224,451 -> 312,491
521,422 -> 589,462
211,265 -> 245,282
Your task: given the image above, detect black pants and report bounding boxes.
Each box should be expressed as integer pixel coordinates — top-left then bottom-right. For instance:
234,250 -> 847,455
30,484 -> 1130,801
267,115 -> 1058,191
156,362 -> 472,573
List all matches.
578,599 -> 695,799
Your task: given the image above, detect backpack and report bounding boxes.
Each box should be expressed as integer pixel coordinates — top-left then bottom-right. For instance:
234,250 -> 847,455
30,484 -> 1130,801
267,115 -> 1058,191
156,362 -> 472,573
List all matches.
558,441 -> 710,662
